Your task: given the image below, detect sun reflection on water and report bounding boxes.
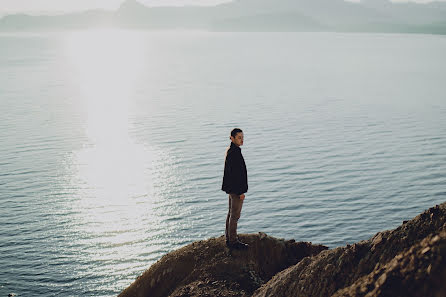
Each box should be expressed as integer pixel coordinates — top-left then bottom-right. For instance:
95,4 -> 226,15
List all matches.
63,30 -> 157,247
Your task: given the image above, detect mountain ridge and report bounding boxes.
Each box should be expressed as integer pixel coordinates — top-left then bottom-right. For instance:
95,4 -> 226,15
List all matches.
0,0 -> 445,34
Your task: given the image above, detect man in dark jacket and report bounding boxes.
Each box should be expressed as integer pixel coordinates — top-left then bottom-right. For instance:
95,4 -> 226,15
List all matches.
222,128 -> 248,249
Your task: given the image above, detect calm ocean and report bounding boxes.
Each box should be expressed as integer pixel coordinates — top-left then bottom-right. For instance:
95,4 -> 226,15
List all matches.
1,31 -> 445,296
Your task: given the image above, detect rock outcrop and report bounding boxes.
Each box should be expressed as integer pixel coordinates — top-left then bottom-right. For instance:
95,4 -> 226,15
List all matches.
118,234 -> 326,297
119,202 -> 446,297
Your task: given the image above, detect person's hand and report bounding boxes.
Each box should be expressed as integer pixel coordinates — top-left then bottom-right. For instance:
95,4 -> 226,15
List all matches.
240,194 -> 245,200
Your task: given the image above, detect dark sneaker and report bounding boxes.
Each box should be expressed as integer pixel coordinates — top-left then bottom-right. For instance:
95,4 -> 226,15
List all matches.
227,240 -> 249,250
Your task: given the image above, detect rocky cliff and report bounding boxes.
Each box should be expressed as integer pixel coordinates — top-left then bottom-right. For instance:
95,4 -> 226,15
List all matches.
119,202 -> 446,297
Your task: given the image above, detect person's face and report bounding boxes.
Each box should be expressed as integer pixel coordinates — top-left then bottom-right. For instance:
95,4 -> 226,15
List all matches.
230,132 -> 244,147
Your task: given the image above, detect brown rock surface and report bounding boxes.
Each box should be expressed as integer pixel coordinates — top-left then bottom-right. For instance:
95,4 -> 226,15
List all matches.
252,202 -> 446,297
118,202 -> 446,297
331,230 -> 446,297
118,233 -> 327,297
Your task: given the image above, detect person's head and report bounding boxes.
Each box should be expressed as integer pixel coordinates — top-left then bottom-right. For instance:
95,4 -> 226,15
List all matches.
230,128 -> 244,147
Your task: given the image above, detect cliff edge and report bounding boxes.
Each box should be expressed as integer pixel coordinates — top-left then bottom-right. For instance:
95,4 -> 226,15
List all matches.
119,202 -> 446,297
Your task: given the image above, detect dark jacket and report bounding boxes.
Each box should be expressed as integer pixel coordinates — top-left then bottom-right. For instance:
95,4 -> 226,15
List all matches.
222,142 -> 248,195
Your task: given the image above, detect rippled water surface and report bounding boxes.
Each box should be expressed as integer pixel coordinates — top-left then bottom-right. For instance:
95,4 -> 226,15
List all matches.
1,31 -> 445,296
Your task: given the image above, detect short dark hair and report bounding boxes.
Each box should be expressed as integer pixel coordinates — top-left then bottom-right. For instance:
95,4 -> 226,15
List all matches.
231,128 -> 243,138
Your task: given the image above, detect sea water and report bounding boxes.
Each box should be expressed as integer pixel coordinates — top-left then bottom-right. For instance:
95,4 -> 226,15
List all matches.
1,31 -> 445,296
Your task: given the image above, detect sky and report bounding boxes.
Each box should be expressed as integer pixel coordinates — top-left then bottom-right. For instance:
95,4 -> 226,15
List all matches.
0,0 -> 444,16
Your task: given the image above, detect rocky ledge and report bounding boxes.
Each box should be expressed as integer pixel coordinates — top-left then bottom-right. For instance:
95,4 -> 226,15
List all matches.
119,202 -> 446,297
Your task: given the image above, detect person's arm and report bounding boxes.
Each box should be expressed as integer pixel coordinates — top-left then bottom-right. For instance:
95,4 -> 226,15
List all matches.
223,152 -> 235,193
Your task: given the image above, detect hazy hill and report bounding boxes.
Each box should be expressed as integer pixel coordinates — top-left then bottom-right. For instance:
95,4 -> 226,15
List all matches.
0,0 -> 445,34
362,0 -> 446,24
0,9 -> 114,31
114,0 -> 213,29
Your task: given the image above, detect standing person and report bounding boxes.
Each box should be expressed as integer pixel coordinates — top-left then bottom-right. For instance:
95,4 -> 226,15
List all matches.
222,128 -> 249,249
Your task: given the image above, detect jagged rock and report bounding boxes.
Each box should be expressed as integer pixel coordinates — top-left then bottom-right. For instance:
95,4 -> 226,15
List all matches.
118,235 -> 327,297
252,202 -> 446,297
331,230 -> 446,297
119,202 -> 446,297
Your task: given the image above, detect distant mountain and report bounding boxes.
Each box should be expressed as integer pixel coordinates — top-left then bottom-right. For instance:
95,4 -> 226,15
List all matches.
113,0 -> 213,29
0,10 -> 113,31
211,12 -> 327,32
0,0 -> 445,34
